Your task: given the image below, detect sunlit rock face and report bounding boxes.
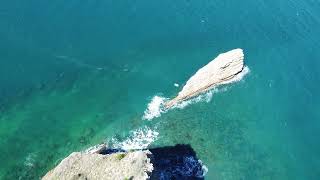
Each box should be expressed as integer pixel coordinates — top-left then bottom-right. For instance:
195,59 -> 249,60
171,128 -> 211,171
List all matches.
165,49 -> 245,108
42,148 -> 153,180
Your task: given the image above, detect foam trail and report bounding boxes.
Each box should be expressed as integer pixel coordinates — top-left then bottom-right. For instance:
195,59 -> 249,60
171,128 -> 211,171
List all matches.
142,90 -> 216,121
55,55 -> 105,70
109,126 -> 159,150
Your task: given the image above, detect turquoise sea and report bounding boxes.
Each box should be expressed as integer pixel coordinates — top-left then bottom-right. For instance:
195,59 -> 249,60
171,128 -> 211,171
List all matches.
1,0 -> 320,179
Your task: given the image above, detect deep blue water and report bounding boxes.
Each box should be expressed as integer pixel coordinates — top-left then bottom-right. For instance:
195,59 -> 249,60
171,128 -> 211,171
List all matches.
0,0 -> 320,179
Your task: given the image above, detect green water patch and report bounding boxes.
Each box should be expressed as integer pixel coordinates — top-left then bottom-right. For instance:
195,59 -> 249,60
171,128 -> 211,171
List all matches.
0,68 -> 144,179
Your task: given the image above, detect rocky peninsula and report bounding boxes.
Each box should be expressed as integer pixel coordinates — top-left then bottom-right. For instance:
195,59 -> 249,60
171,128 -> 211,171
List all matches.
165,48 -> 245,108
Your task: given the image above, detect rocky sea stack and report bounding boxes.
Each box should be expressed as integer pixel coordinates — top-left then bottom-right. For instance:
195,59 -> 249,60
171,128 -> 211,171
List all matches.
165,48 -> 245,108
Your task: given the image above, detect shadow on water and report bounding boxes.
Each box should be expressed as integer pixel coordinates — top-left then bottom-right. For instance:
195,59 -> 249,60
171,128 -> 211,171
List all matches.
149,144 -> 206,180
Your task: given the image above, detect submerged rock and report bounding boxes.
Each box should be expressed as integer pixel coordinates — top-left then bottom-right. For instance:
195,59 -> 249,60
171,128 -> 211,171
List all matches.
165,48 -> 245,108
42,147 -> 153,180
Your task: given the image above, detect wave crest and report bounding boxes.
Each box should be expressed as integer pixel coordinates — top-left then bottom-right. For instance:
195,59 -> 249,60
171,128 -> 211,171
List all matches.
109,126 -> 159,150
143,96 -> 168,120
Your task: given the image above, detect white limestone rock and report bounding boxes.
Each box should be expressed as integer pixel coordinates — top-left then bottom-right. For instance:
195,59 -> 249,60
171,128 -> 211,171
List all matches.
42,150 -> 153,180
165,49 -> 245,108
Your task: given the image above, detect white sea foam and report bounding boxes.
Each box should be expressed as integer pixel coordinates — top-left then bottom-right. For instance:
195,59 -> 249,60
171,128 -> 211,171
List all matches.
181,157 -> 208,178
198,160 -> 209,177
141,90 -> 217,121
173,89 -> 216,109
110,126 -> 159,150
143,96 -> 168,120
24,153 -> 37,168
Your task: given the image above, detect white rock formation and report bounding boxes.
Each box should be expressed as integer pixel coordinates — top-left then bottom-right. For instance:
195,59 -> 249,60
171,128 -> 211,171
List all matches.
165,48 -> 245,108
42,149 -> 153,180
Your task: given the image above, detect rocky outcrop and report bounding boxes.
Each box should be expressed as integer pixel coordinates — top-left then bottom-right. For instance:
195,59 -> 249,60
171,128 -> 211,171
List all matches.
43,144 -> 207,180
165,48 -> 245,108
42,145 -> 153,180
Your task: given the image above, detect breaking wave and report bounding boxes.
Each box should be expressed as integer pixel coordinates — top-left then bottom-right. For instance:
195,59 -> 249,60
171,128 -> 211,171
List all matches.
143,96 -> 168,121
142,91 -> 215,121
173,89 -> 216,109
180,157 -> 208,178
108,126 -> 159,150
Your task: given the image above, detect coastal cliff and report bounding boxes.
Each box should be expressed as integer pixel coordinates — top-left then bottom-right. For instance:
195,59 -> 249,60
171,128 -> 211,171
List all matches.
42,145 -> 153,180
165,48 -> 245,108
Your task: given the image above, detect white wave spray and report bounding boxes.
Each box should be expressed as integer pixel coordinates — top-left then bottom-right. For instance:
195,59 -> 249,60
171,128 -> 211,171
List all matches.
143,96 -> 168,121
109,126 -> 159,150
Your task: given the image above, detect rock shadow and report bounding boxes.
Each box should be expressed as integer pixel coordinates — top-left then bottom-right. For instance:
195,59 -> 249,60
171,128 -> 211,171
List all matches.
149,144 -> 206,180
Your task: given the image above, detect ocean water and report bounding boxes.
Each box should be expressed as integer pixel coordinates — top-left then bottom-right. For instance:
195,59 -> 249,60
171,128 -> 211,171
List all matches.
1,0 -> 320,179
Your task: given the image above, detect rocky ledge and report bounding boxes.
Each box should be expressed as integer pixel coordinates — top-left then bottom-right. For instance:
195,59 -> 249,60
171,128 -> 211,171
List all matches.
165,48 -> 245,108
42,144 -> 153,180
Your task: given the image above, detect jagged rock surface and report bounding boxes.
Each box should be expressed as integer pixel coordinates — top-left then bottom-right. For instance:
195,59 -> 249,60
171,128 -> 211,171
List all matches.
42,150 -> 153,180
165,48 -> 244,108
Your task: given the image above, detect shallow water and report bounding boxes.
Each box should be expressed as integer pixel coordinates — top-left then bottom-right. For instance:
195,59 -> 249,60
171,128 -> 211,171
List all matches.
1,0 -> 320,179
